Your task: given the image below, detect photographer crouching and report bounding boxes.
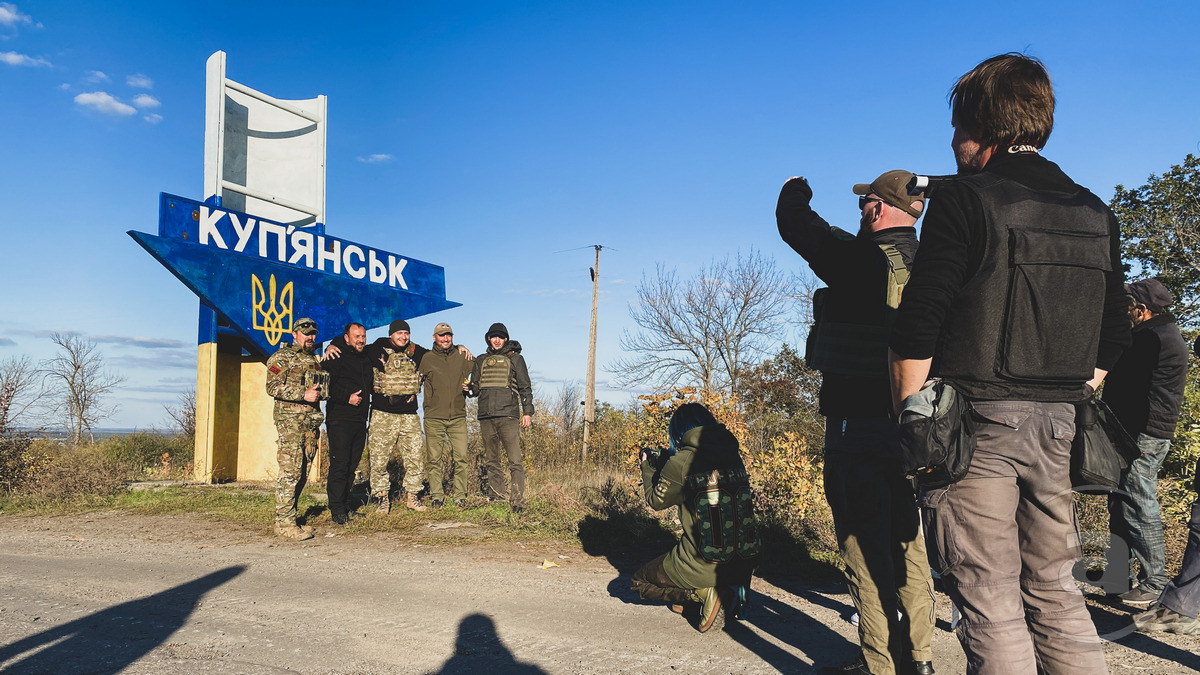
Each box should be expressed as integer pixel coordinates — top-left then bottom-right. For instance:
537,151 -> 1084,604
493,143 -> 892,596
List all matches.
630,403 -> 762,633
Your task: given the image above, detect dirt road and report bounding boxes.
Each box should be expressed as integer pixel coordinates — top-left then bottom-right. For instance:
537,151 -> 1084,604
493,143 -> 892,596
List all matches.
0,511 -> 1197,674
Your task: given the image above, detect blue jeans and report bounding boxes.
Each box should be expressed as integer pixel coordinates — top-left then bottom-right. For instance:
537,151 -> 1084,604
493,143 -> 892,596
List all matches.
1108,433 -> 1172,592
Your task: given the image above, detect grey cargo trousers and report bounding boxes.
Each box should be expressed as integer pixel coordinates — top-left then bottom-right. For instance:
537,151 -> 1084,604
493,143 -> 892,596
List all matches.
920,401 -> 1107,675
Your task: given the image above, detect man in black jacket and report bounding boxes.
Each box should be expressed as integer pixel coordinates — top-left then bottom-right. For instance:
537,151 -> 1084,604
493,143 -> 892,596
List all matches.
778,171 -> 934,675
467,323 -> 534,513
1104,278 -> 1189,607
321,323 -> 373,525
888,54 -> 1129,673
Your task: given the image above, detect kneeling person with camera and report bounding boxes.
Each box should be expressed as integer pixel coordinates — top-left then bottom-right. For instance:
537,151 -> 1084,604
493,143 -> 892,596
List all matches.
630,403 -> 761,633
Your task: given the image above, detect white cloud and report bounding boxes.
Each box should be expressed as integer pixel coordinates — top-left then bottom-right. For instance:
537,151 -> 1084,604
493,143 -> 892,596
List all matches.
132,93 -> 159,108
58,82 -> 70,90
0,3 -> 31,27
357,153 -> 394,164
143,113 -> 162,124
74,91 -> 136,116
0,50 -> 48,66
126,73 -> 152,89
85,70 -> 109,83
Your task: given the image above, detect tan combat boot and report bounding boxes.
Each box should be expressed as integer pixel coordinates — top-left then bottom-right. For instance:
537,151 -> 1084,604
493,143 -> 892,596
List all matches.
274,521 -> 314,541
375,493 -> 390,514
406,492 -> 427,512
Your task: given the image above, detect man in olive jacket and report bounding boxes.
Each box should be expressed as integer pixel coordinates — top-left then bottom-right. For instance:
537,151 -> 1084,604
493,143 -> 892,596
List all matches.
419,322 -> 475,506
631,403 -> 761,633
467,322 -> 534,513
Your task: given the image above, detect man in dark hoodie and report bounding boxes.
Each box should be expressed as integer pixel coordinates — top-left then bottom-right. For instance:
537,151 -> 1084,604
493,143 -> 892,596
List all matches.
320,322 -> 374,524
467,323 -> 534,513
1104,278 -> 1189,607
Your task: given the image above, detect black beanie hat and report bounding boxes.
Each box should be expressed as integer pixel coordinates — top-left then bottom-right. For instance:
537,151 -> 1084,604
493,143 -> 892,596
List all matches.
485,322 -> 509,340
388,319 -> 411,334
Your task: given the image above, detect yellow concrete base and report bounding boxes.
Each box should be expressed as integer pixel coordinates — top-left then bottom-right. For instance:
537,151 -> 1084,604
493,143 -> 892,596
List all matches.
194,341 -> 322,483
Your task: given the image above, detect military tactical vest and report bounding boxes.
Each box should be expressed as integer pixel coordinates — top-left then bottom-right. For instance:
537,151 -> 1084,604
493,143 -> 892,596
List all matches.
933,173 -> 1112,401
378,346 -> 420,396
479,353 -> 516,392
805,227 -> 910,378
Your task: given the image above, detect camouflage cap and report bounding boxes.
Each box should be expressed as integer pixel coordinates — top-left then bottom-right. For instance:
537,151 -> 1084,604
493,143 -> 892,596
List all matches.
852,170 -> 925,218
433,322 -> 453,336
293,318 -> 319,335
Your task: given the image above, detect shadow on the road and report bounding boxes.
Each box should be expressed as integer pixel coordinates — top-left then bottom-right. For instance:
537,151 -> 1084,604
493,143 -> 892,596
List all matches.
425,613 -> 547,674
577,510 -> 678,606
1086,599 -> 1200,670
0,565 -> 246,674
729,579 -> 855,674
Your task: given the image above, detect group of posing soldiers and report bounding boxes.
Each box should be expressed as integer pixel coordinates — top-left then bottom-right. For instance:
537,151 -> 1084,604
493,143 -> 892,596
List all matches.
264,317 -> 534,542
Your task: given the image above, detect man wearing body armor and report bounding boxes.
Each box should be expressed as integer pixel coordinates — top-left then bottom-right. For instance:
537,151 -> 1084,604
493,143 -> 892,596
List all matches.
365,320 -> 430,513
777,171 -> 934,675
889,54 -> 1130,673
265,317 -> 327,541
467,323 -> 534,513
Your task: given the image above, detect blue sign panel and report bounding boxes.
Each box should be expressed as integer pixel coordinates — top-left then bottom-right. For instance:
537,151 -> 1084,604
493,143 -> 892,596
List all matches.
129,193 -> 460,357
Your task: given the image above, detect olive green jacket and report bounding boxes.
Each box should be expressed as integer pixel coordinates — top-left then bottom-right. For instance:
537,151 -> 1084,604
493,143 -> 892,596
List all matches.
640,424 -> 762,589
418,343 -> 474,420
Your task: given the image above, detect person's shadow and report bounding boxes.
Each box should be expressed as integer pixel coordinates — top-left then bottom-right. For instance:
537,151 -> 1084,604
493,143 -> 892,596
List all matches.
425,613 -> 547,674
0,566 -> 246,674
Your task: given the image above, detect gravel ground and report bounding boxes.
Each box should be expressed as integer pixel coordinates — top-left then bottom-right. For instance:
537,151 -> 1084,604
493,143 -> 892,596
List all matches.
0,511 -> 1197,674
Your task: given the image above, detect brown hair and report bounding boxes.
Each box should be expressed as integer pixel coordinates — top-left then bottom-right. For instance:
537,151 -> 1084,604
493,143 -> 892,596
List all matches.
950,53 -> 1054,150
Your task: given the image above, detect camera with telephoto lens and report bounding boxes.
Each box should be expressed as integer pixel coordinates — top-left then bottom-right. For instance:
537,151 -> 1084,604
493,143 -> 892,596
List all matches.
905,174 -> 957,196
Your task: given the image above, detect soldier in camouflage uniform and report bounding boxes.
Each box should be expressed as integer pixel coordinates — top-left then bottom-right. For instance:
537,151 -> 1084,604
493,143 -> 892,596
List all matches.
265,317 -> 327,541
631,403 -> 761,633
364,319 -> 429,513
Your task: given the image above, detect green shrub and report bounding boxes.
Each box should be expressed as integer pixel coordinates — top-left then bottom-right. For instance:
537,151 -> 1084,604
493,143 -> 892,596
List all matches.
100,431 -> 192,474
0,433 -> 49,494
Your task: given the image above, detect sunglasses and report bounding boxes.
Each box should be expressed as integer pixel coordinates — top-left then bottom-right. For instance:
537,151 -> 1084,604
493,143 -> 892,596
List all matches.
858,196 -> 884,210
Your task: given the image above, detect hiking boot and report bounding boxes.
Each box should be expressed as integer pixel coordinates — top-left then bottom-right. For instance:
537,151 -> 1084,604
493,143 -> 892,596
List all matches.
431,498 -> 444,509
331,512 -> 350,526
818,656 -> 873,674
669,604 -> 685,615
1119,585 -> 1161,608
453,498 -> 465,508
1134,605 -> 1200,634
694,587 -> 725,633
375,494 -> 390,515
911,661 -> 935,675
406,492 -> 427,512
274,521 -> 314,541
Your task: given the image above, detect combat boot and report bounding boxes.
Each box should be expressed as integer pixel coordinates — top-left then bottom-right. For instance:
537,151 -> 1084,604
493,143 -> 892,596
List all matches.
694,587 -> 726,633
406,492 -> 427,512
375,493 -> 390,514
274,521 -> 314,541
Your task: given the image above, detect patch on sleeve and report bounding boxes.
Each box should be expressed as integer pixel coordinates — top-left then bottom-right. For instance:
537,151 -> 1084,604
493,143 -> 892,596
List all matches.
268,365 -> 282,375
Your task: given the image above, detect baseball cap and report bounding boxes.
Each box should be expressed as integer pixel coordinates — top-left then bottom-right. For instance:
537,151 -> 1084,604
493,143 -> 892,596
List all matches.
293,318 -> 319,335
1127,278 -> 1173,313
852,170 -> 925,218
433,322 -> 453,336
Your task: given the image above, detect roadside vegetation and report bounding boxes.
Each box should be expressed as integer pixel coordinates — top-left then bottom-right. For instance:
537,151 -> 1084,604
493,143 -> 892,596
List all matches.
2,155 -> 1199,583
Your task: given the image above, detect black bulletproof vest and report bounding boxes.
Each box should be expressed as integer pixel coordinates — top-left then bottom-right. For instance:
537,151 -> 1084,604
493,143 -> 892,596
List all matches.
933,173 -> 1112,401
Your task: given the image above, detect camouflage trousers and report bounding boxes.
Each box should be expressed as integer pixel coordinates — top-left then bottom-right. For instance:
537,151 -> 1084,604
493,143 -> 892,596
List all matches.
366,411 -> 425,496
274,412 -> 323,525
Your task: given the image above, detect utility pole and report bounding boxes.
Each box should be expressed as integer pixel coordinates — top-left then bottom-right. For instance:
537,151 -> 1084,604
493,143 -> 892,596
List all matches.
582,244 -> 601,461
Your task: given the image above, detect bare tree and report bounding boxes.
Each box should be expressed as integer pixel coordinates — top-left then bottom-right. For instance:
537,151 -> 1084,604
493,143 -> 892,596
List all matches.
0,355 -> 40,435
40,332 -> 126,444
163,388 -> 197,439
612,250 -> 796,395
550,380 -> 583,439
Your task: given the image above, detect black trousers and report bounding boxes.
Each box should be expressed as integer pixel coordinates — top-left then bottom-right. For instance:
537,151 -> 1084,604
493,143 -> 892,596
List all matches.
326,420 -> 366,516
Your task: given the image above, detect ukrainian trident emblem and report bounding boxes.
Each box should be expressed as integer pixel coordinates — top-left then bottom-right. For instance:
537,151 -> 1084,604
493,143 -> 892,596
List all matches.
251,274 -> 294,346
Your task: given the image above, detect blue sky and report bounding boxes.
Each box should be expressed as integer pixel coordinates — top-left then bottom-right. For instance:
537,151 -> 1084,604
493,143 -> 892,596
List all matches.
2,1 -> 1199,428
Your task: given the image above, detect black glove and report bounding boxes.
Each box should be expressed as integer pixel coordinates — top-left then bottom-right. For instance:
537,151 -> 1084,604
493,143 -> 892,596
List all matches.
778,176 -> 813,207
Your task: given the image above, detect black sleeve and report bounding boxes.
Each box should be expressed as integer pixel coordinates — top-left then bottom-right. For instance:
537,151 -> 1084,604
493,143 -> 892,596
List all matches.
776,178 -> 891,294
1095,211 -> 1132,370
889,182 -> 982,360
325,357 -> 361,405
